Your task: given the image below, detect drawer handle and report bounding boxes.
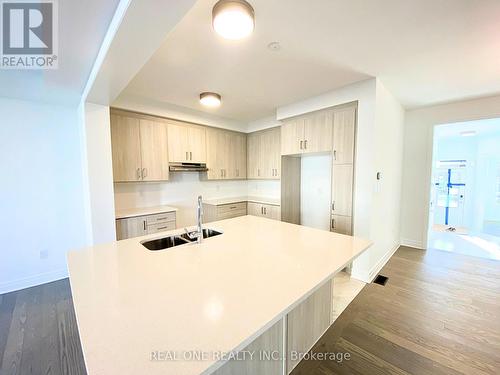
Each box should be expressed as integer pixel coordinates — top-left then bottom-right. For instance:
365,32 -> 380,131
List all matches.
156,226 -> 169,230
230,206 -> 238,209
155,217 -> 169,221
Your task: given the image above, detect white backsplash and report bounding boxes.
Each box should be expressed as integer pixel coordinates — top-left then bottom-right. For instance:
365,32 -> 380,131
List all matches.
114,173 -> 280,227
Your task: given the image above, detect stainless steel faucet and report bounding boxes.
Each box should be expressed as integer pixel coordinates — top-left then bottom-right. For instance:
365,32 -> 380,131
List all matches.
196,195 -> 203,243
184,195 -> 204,243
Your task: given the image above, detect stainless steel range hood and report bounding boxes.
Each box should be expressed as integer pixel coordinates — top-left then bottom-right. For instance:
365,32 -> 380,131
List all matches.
169,162 -> 208,172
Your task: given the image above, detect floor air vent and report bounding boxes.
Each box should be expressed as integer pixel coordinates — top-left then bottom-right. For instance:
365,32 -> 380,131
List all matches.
373,275 -> 388,286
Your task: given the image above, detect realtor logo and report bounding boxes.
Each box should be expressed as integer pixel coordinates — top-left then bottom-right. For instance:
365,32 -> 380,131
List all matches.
1,0 -> 58,69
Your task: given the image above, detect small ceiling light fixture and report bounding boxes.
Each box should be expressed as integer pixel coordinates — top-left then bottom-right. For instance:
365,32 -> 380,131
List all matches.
212,0 -> 255,40
460,130 -> 477,137
200,92 -> 222,107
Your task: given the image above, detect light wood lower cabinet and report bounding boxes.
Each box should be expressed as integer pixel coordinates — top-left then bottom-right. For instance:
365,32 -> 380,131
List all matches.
203,202 -> 247,223
287,279 -> 332,373
115,211 -> 176,240
213,277 -> 334,375
331,215 -> 352,235
213,320 -> 284,375
247,202 -> 281,221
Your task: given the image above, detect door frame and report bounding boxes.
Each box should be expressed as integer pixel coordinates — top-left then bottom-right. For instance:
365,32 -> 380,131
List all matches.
422,115 -> 500,250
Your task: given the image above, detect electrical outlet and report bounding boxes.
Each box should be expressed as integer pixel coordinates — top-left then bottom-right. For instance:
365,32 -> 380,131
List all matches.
40,249 -> 49,259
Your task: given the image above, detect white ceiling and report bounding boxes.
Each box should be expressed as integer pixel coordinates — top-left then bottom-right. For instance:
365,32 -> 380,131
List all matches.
121,0 -> 500,122
0,0 -> 120,106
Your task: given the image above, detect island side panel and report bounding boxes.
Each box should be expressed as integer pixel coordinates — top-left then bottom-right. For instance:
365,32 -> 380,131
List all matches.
213,319 -> 284,375
286,278 -> 333,373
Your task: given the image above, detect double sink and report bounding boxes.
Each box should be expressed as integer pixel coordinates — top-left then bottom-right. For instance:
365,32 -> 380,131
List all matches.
142,228 -> 222,251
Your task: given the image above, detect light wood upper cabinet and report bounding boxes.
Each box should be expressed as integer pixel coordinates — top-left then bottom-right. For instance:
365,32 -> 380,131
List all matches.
188,125 -> 207,163
281,110 -> 333,155
247,127 -> 280,179
206,128 -> 247,180
111,114 -> 142,182
110,112 -> 169,182
139,119 -> 169,181
281,117 -> 304,155
333,106 -> 356,164
167,121 -> 206,163
247,132 -> 262,178
304,110 -> 333,153
230,132 -> 247,179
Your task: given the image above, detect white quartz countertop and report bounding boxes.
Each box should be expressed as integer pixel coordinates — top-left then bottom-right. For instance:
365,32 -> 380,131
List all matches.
203,196 -> 280,206
115,205 -> 178,219
67,216 -> 371,375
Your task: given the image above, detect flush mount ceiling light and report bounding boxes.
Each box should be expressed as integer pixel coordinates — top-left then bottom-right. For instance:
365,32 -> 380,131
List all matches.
460,130 -> 477,137
212,0 -> 255,40
200,92 -> 222,107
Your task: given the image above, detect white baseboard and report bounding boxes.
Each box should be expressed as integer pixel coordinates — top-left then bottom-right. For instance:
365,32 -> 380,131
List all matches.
366,242 -> 400,282
0,268 -> 68,295
351,242 -> 401,283
400,238 -> 425,250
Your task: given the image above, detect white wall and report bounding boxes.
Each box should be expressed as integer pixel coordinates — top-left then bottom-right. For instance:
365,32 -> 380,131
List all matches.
300,155 -> 332,231
0,97 -> 89,293
401,94 -> 500,248
115,176 -> 240,228
83,103 -> 116,244
114,177 -> 280,228
365,81 -> 405,279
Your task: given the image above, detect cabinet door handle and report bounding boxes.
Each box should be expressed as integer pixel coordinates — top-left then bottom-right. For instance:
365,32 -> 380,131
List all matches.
143,220 -> 147,231
333,150 -> 337,160
142,168 -> 147,178
186,151 -> 189,160
332,201 -> 335,211
300,140 -> 303,150
190,151 -> 193,160
220,169 -> 223,177
331,219 -> 335,229
236,169 -> 239,177
261,206 -> 263,214
304,140 -> 307,149
136,168 -> 141,180
257,169 -> 260,177
264,207 -> 267,215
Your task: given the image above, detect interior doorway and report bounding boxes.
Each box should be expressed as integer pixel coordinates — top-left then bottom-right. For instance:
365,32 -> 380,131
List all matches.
427,118 -> 500,260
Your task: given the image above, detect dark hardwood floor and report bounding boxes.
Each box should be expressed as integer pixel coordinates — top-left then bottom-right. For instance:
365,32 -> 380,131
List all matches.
0,278 -> 86,375
1,246 -> 499,374
292,246 -> 500,375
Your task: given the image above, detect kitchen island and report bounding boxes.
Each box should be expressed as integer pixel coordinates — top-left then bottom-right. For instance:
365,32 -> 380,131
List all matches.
67,215 -> 371,375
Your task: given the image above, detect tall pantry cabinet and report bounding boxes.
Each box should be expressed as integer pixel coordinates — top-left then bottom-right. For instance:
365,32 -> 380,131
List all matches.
330,105 -> 356,235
